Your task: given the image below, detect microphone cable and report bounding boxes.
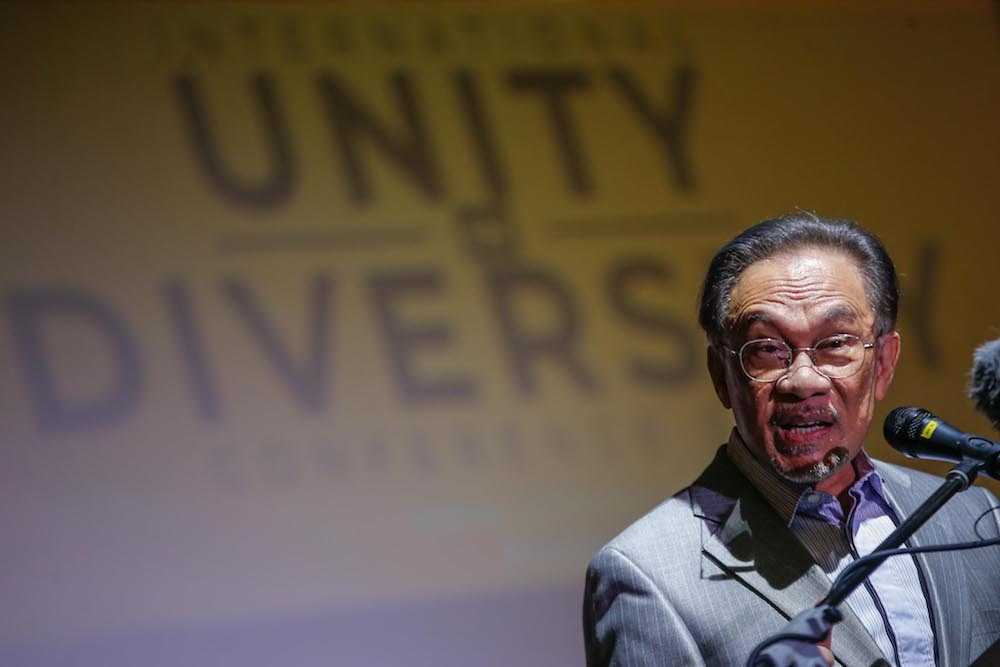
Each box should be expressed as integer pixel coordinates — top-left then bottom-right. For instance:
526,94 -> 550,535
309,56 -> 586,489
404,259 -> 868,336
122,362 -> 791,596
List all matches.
746,505 -> 1000,666
825,504 -> 1000,604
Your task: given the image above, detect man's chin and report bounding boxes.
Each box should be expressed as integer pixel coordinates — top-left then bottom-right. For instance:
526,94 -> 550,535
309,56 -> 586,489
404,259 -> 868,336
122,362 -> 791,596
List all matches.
771,447 -> 851,486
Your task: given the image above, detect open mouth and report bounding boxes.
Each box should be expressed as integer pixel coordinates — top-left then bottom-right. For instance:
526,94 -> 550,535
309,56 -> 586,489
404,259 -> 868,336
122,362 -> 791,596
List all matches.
772,408 -> 837,438
776,421 -> 832,435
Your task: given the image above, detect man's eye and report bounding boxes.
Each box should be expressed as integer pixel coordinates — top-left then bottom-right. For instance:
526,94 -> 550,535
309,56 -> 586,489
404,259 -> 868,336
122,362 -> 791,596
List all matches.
750,342 -> 786,358
819,335 -> 856,351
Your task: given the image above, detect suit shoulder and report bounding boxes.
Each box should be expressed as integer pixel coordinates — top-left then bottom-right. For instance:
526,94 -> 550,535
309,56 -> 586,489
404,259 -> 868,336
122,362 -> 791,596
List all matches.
873,458 -> 943,489
589,486 -> 701,570
876,457 -> 980,493
874,457 -> 999,511
590,446 -> 737,571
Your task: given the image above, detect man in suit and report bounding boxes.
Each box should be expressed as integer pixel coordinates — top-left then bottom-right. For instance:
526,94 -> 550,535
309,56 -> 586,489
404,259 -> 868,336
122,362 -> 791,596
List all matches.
583,213 -> 1000,666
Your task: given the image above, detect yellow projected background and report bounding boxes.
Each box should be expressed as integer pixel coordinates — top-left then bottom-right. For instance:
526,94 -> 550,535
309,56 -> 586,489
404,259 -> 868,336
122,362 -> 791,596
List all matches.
0,3 -> 998,665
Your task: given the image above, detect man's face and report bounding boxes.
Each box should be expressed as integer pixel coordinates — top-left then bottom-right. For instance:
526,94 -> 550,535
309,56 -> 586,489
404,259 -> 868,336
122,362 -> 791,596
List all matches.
707,246 -> 901,493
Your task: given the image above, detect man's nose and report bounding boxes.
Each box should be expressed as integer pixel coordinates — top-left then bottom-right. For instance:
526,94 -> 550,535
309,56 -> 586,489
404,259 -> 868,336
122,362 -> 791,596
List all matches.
777,350 -> 831,396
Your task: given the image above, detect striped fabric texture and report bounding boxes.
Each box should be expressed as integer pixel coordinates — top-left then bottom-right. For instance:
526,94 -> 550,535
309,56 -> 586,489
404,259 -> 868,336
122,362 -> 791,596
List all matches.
728,432 -> 934,666
584,438 -> 1000,667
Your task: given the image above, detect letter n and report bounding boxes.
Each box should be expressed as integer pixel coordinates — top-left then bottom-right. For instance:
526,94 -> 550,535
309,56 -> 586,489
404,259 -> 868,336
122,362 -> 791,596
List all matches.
316,70 -> 443,204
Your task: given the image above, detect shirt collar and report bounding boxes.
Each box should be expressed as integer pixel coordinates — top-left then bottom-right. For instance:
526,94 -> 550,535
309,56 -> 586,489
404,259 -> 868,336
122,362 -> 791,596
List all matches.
725,428 -> 887,526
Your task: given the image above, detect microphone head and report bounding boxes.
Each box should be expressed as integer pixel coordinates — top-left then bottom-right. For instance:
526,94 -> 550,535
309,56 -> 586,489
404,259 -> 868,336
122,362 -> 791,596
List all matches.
969,337 -> 1000,433
883,406 -> 933,455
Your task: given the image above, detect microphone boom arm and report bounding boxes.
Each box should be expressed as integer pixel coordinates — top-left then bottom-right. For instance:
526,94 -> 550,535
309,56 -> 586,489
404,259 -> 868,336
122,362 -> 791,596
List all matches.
748,456 -> 985,666
822,456 -> 982,607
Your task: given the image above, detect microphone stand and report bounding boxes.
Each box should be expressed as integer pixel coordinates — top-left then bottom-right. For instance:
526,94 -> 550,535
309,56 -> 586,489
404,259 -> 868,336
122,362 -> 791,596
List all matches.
749,457 -> 985,666
823,457 -> 981,606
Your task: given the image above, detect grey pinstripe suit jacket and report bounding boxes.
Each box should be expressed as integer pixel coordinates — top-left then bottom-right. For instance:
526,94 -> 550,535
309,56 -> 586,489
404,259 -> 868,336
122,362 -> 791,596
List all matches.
584,446 -> 1000,666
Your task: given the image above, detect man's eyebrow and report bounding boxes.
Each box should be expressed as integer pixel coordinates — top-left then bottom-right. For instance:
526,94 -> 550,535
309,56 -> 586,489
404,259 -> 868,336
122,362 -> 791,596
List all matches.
818,306 -> 862,326
731,306 -> 862,335
728,312 -> 772,337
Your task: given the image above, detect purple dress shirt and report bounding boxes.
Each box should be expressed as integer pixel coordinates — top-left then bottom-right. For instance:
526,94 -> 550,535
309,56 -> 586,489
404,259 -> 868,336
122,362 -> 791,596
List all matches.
727,430 -> 936,667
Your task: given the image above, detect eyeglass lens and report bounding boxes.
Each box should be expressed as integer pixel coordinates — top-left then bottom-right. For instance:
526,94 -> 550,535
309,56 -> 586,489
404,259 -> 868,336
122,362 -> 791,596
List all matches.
741,334 -> 868,381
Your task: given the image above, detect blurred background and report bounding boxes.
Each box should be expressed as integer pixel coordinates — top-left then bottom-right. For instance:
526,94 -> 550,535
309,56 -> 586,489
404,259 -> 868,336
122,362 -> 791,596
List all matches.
1,1 -> 999,665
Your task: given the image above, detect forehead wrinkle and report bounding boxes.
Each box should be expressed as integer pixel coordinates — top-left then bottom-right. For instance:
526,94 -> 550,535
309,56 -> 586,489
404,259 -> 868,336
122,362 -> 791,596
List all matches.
726,252 -> 872,325
735,273 -> 845,303
732,304 -> 866,335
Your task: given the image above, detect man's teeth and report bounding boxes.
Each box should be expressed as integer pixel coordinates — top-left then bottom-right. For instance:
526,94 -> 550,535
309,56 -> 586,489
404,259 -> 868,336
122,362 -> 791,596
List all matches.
780,422 -> 828,433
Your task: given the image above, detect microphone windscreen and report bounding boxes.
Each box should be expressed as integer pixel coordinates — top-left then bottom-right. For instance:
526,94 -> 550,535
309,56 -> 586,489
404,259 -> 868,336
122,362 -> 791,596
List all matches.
969,338 -> 1000,433
883,406 -> 932,453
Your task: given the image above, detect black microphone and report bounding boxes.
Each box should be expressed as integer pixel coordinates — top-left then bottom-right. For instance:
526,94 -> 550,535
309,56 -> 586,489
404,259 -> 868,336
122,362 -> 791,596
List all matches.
883,407 -> 1000,480
969,337 -> 1000,433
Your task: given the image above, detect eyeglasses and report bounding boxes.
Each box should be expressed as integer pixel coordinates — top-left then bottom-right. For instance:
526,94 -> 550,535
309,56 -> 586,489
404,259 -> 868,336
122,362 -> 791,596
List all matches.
722,333 -> 877,383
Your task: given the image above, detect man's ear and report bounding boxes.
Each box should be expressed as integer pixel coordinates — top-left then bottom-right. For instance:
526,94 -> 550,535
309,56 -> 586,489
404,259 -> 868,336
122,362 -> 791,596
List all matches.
707,345 -> 732,409
874,331 -> 901,401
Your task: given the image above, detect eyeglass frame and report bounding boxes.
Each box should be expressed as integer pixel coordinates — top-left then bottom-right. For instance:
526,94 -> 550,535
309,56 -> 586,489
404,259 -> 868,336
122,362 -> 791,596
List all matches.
719,333 -> 881,383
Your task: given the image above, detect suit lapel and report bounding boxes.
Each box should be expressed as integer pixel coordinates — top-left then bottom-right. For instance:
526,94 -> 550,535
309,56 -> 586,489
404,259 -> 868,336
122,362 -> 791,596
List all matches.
876,463 -> 970,667
702,496 -> 828,617
697,450 -> 886,666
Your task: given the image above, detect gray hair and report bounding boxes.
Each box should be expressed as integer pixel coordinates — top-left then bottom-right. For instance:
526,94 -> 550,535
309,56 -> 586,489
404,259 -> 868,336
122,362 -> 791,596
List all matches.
698,211 -> 899,344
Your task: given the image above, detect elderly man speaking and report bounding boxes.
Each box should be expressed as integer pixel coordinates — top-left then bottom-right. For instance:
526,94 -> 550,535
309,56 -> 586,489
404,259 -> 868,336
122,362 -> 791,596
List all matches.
583,212 -> 1000,666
